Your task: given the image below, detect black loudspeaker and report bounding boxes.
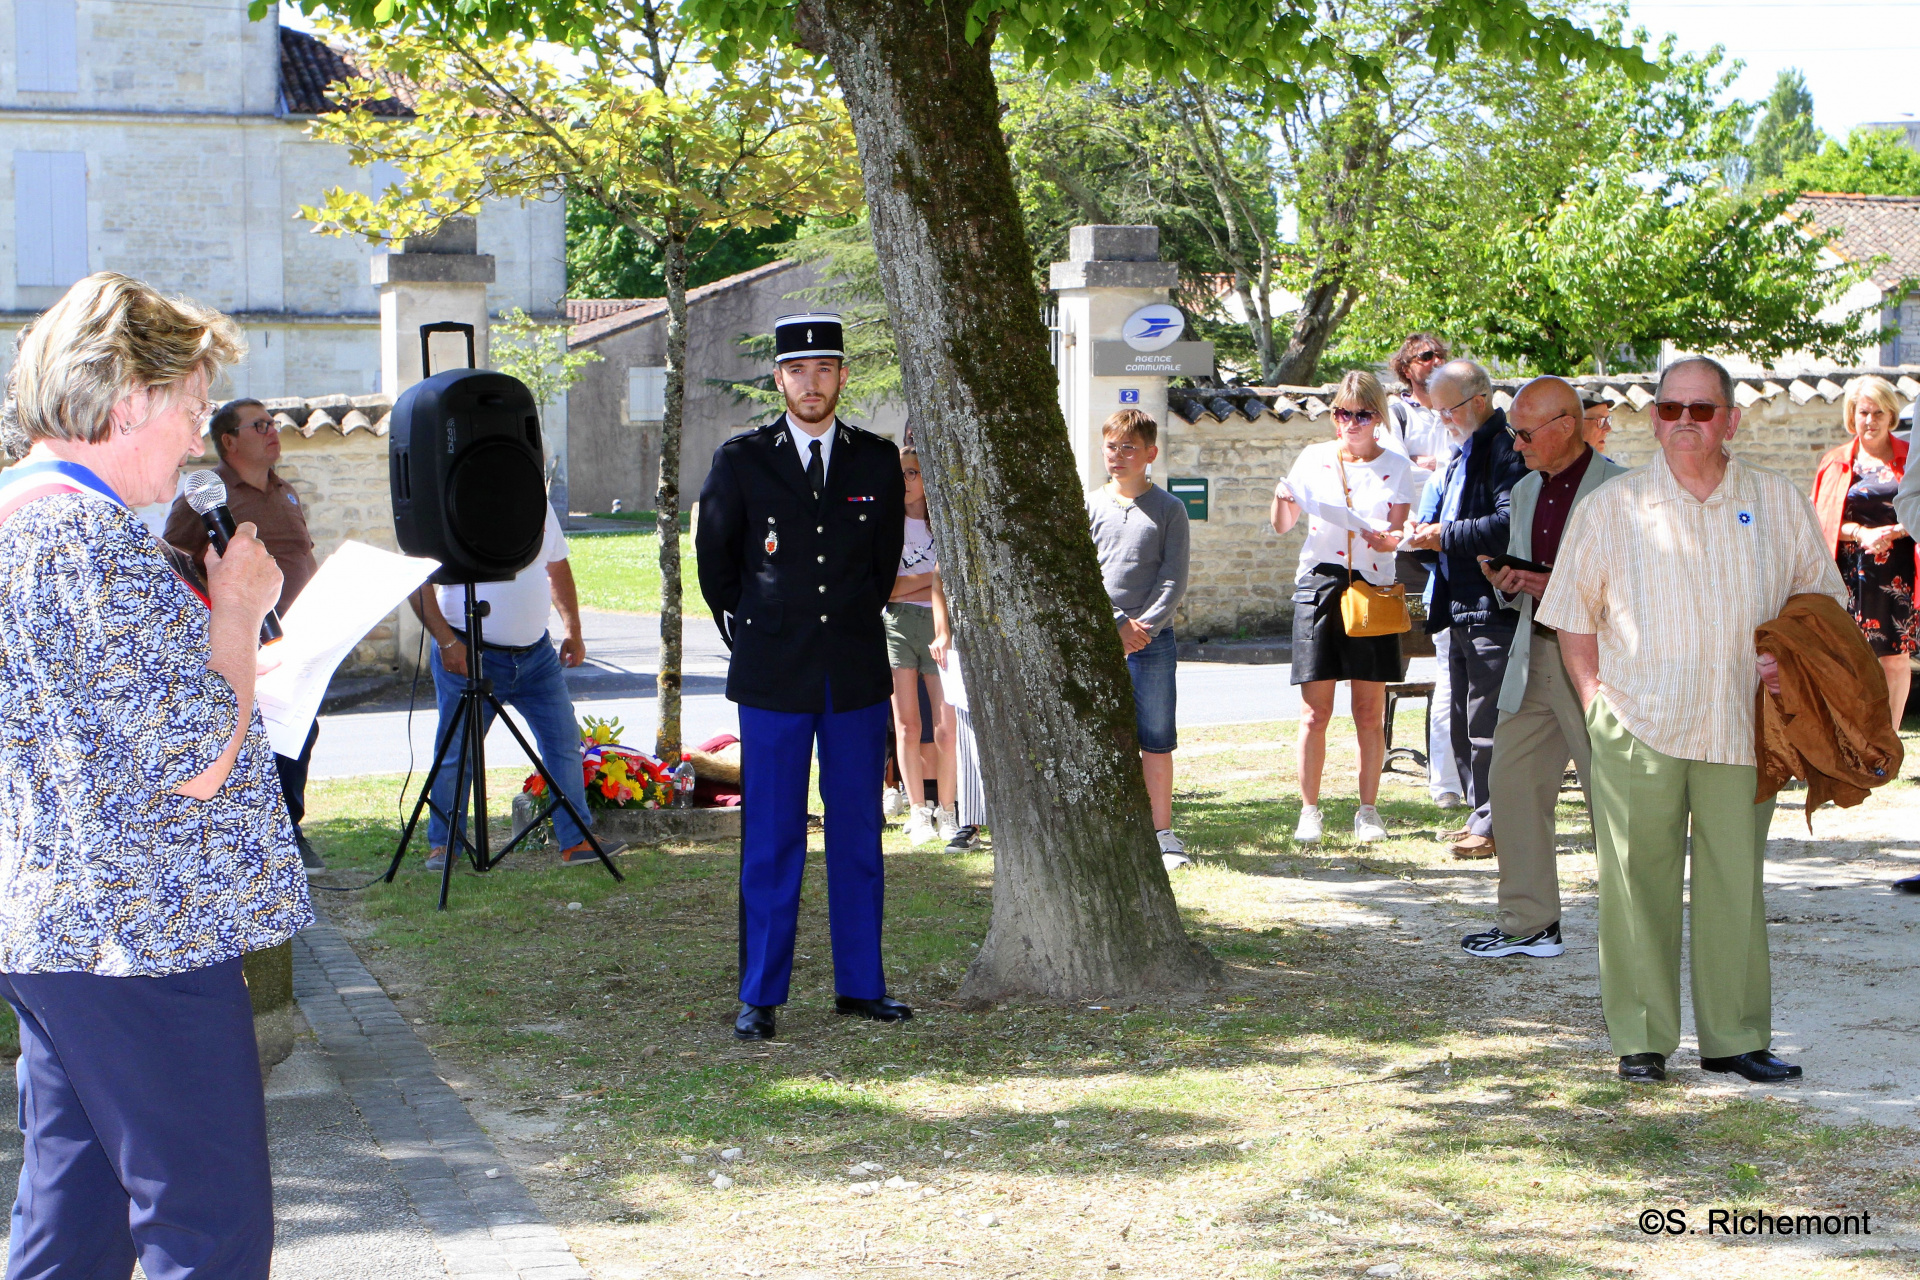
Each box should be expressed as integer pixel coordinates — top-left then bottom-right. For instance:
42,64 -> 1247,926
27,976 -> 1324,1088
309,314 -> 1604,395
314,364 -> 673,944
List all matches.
389,324 -> 548,584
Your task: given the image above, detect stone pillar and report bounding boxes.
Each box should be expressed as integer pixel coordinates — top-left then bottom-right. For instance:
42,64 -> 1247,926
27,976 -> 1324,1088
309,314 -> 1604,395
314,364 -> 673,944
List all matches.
243,942 -> 295,1071
1049,225 -> 1211,491
374,218 -> 495,676
373,217 -> 495,398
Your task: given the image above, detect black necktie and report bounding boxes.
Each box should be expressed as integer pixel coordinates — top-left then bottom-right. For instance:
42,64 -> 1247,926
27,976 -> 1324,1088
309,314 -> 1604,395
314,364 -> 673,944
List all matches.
807,439 -> 824,498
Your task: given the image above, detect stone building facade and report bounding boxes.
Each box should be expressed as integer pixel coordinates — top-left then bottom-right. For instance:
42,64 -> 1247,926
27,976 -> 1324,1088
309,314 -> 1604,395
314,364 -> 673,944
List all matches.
0,1 -> 565,400
1160,370 -> 1919,639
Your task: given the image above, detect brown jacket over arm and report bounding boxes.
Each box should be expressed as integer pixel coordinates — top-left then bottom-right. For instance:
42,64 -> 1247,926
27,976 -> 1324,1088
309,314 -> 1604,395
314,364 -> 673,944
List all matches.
1755,592 -> 1904,822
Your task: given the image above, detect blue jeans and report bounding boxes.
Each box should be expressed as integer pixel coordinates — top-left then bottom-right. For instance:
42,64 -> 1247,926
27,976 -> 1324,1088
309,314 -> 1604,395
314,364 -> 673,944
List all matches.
427,633 -> 592,850
1128,626 -> 1178,753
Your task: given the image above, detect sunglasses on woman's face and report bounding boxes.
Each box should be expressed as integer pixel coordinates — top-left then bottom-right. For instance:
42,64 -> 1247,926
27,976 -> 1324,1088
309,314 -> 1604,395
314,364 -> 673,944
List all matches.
1332,408 -> 1377,425
1653,401 -> 1727,423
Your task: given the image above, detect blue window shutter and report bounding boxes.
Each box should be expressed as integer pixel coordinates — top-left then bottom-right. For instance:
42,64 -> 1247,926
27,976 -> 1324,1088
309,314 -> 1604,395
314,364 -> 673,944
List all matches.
16,0 -> 79,93
15,151 -> 87,287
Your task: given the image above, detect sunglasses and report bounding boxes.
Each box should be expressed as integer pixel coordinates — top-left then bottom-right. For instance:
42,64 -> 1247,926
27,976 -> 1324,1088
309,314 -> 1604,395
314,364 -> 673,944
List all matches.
1410,351 -> 1443,365
1653,401 -> 1727,423
1505,412 -> 1574,445
1332,408 -> 1378,425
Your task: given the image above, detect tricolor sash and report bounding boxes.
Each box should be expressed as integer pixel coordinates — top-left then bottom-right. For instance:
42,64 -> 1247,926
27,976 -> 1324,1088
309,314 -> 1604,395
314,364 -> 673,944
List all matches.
0,459 -> 209,607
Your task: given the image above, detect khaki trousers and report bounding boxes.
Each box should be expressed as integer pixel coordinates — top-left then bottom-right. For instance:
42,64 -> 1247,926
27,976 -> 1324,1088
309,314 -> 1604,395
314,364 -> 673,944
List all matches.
1488,634 -> 1590,936
1586,696 -> 1775,1060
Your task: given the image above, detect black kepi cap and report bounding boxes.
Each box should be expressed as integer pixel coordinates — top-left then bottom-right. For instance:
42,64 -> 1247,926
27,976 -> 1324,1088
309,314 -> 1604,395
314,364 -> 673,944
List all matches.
774,312 -> 845,363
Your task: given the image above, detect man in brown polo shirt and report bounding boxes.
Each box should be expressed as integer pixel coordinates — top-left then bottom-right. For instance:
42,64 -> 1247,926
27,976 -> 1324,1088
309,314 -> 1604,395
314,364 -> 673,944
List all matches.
165,398 -> 323,865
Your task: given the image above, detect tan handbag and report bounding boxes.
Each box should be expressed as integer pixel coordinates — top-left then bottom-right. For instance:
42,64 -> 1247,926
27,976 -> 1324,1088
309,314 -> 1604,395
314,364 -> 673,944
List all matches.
1336,457 -> 1411,638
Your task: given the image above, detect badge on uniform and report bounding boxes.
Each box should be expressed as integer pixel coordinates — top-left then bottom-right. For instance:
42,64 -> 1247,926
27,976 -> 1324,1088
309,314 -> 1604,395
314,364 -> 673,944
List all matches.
765,517 -> 779,555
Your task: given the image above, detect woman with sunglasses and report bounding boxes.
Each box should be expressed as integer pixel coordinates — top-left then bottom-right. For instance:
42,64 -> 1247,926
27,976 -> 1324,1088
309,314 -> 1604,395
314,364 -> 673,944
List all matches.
1271,370 -> 1424,844
1811,374 -> 1912,735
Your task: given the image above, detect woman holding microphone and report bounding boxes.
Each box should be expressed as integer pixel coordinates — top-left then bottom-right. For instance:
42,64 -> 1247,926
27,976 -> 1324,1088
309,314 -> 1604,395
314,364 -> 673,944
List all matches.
0,272 -> 309,1276
1272,370 -> 1422,845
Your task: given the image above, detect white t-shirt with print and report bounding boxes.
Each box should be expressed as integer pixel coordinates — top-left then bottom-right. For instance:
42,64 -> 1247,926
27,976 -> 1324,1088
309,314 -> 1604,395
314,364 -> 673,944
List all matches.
1283,440 -> 1424,587
895,515 -> 937,607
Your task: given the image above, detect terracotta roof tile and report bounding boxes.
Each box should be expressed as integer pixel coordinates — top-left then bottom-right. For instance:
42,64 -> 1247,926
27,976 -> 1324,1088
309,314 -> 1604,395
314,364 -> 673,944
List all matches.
1793,193 -> 1920,290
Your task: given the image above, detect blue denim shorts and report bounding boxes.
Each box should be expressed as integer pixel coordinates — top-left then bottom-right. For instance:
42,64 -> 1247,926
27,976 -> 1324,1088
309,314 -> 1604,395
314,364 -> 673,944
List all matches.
1127,626 -> 1178,753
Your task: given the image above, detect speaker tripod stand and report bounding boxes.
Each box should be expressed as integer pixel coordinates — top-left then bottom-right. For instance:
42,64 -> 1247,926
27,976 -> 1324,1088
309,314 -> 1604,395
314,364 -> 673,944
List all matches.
385,583 -> 623,910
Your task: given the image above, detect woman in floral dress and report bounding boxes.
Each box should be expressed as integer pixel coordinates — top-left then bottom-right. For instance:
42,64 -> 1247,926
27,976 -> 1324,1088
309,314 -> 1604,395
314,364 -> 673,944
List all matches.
1812,374 -> 1912,733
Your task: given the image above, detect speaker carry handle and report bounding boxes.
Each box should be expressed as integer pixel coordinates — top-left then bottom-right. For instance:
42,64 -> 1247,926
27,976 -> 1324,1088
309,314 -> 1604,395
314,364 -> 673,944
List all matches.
419,321 -> 477,378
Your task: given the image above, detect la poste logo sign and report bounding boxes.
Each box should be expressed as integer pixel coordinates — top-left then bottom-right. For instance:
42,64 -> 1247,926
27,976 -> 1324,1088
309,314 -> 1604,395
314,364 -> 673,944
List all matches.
1122,303 -> 1185,353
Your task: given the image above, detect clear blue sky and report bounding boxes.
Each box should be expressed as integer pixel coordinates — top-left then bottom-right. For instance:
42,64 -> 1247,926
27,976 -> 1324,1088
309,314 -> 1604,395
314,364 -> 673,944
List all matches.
1624,1 -> 1920,137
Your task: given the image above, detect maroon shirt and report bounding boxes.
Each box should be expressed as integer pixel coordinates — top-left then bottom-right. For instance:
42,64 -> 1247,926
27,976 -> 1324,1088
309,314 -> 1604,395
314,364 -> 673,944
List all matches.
1531,445 -> 1594,568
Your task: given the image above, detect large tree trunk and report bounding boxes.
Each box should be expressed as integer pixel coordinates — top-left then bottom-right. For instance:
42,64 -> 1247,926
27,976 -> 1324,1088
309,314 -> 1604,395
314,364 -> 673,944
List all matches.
655,231 -> 689,765
802,0 -> 1215,1002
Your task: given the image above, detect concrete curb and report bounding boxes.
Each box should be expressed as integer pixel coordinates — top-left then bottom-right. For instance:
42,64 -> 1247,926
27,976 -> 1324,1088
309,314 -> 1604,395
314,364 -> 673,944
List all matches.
294,926 -> 591,1280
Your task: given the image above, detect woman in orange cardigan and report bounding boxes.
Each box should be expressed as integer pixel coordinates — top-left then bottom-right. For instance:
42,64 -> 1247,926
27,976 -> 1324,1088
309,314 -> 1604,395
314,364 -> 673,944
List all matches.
1811,374 -> 1912,734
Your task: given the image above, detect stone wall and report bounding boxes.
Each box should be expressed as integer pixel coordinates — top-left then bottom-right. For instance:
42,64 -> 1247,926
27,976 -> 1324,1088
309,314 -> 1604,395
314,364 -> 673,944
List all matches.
1162,370 -> 1915,639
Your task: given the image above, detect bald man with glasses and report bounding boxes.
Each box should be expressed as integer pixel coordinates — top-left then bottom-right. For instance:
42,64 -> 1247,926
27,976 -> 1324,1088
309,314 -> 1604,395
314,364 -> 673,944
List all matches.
1538,355 -> 1844,1085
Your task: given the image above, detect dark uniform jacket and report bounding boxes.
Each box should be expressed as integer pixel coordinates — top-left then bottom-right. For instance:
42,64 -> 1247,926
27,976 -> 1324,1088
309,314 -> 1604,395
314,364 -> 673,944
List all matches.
1416,407 -> 1529,632
696,414 -> 906,714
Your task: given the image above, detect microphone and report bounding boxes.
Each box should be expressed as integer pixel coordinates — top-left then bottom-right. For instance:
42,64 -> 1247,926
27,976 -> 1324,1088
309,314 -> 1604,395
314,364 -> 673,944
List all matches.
184,470 -> 284,643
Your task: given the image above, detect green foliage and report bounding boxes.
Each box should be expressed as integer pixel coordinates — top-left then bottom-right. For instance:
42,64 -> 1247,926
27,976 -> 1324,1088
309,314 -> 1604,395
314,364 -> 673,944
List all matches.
1746,68 -> 1821,188
275,0 -> 1655,114
567,202 -> 802,300
489,307 -> 601,409
1335,23 -> 1873,376
1784,127 -> 1920,197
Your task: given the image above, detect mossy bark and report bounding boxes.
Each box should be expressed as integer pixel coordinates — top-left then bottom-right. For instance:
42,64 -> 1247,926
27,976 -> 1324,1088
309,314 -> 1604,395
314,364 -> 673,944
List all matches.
801,0 -> 1215,1001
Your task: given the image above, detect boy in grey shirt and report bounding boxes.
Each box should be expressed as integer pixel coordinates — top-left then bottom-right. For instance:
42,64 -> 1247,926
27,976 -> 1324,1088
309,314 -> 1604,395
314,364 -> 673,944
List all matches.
1086,408 -> 1192,869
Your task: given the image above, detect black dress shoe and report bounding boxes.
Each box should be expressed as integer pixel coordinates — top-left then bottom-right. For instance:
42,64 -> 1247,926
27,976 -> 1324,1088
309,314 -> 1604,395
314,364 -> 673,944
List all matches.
835,995 -> 913,1023
1618,1052 -> 1667,1082
734,1004 -> 777,1041
1894,873 -> 1920,895
1700,1049 -> 1801,1082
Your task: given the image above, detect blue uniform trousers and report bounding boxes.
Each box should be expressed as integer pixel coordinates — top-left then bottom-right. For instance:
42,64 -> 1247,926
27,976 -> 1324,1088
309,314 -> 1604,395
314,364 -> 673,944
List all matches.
0,957 -> 272,1280
737,689 -> 890,1007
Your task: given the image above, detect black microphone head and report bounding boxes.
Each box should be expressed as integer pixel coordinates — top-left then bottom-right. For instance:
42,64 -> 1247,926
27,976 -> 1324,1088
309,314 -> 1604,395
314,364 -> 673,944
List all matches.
185,469 -> 227,516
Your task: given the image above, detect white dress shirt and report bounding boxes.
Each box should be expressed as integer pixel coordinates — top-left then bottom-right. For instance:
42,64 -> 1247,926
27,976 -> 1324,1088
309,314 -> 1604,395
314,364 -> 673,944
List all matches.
783,415 -> 836,485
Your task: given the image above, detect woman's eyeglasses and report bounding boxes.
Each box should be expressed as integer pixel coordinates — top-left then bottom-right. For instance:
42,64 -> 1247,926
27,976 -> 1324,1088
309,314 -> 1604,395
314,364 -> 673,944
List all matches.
1653,401 -> 1727,423
1332,408 -> 1378,425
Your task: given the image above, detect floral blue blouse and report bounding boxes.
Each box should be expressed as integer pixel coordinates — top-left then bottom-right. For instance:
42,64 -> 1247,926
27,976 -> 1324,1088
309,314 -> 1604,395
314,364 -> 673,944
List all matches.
0,491 -> 313,975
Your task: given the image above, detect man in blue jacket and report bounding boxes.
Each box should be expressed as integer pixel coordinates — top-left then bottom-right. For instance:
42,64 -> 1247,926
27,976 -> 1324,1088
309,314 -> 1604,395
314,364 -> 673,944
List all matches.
1406,360 -> 1528,857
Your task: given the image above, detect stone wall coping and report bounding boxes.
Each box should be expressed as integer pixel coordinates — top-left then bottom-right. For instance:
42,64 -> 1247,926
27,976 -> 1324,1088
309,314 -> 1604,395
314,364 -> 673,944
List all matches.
257,393 -> 393,438
1172,368 -> 1920,425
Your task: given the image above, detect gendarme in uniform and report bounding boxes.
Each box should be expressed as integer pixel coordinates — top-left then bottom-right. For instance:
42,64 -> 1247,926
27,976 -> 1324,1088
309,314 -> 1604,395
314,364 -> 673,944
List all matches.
695,313 -> 909,1041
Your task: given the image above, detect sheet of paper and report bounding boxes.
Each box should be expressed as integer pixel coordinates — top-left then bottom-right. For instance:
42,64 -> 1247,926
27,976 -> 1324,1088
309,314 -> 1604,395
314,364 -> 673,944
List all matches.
254,541 -> 440,756
1285,487 -> 1390,534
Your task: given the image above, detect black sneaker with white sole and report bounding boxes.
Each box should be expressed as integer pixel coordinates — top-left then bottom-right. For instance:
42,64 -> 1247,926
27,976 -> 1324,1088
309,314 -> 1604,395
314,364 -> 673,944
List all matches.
945,824 -> 983,853
1460,921 -> 1564,958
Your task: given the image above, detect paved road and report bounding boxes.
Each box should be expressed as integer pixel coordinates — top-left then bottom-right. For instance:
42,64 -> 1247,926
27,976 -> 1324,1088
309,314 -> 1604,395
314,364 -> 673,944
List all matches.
314,609 -> 1439,778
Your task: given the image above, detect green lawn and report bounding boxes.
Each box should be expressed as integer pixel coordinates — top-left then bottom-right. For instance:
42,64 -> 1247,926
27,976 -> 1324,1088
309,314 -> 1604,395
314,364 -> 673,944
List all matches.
298,717 -> 1918,1280
566,530 -> 698,614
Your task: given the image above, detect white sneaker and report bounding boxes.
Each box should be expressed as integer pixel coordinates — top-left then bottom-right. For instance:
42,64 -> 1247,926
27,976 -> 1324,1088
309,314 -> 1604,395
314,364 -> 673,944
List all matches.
1155,829 -> 1186,855
1353,805 -> 1387,843
904,804 -> 937,846
1294,805 -> 1323,845
883,787 -> 908,820
1161,851 -> 1192,872
934,804 -> 960,845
